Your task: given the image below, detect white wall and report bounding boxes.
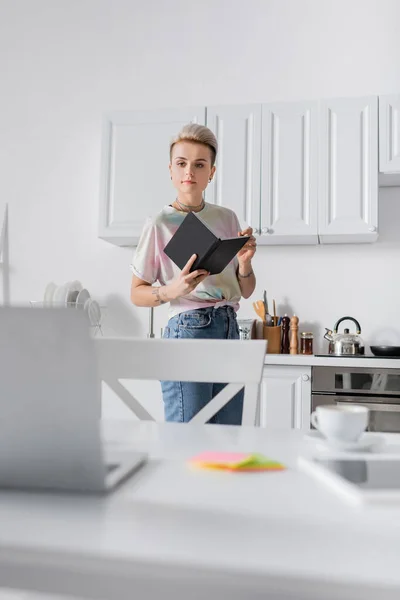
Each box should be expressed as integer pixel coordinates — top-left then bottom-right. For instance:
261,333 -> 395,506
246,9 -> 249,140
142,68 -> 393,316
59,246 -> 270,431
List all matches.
0,0 -> 399,351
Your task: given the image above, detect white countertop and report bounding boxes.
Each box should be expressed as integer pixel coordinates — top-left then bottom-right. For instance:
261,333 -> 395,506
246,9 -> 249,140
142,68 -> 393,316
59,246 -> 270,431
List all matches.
264,353 -> 400,368
2,421 -> 400,600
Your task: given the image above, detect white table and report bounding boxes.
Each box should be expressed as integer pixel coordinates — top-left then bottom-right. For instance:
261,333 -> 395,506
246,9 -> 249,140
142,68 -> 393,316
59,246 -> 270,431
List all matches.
1,422 -> 400,600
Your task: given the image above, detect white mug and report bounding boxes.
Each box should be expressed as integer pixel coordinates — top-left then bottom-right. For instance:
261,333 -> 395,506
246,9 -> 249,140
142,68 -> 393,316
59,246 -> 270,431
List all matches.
310,404 -> 369,443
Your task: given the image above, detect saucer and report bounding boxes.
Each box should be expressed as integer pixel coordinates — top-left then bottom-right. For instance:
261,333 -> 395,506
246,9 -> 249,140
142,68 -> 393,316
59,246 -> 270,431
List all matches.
305,430 -> 385,452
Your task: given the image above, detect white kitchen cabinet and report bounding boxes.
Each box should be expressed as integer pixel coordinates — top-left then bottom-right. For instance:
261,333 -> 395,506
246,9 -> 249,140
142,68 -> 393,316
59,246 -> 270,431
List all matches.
98,96 -> 381,247
379,94 -> 400,186
259,101 -> 319,245
259,366 -> 311,430
318,96 -> 378,243
205,104 -> 261,230
98,107 -> 206,246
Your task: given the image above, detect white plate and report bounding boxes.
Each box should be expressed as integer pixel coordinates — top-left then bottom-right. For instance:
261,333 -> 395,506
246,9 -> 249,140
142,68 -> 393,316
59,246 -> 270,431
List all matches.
65,280 -> 83,306
60,282 -> 72,306
87,299 -> 101,326
68,290 -> 80,306
305,430 -> 385,453
76,288 -> 90,309
53,284 -> 67,305
43,282 -> 57,305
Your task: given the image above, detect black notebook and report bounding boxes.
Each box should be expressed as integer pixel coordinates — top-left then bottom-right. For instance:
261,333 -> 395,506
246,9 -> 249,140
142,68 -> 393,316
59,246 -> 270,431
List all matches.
163,212 -> 250,275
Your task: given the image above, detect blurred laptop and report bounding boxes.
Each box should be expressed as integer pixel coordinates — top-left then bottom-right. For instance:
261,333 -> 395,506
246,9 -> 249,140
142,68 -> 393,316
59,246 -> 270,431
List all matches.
0,306 -> 147,494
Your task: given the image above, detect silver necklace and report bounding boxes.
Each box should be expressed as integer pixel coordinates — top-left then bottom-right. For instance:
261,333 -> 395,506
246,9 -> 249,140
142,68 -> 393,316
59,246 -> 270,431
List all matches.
175,197 -> 205,212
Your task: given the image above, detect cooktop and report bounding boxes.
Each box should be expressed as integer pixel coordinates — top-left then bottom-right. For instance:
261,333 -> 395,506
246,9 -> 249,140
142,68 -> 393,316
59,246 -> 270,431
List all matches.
315,354 -> 400,359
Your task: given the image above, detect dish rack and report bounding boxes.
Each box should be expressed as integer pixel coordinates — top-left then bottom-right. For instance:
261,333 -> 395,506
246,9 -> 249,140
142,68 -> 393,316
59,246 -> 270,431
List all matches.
31,281 -> 106,336
29,300 -> 106,336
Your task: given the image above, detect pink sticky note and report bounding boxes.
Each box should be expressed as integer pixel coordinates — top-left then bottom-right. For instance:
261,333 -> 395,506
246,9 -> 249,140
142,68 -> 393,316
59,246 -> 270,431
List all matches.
189,451 -> 252,468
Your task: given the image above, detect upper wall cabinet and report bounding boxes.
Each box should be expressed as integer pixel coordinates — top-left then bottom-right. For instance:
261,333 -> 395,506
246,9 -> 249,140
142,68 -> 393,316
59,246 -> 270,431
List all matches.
98,96 -> 382,247
379,94 -> 400,184
318,96 -> 378,244
98,107 -> 206,246
259,101 -> 318,245
205,104 -> 261,231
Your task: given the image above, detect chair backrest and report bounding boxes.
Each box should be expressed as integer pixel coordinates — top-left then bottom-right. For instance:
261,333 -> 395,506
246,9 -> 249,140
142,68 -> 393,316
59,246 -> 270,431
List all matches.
95,338 -> 266,425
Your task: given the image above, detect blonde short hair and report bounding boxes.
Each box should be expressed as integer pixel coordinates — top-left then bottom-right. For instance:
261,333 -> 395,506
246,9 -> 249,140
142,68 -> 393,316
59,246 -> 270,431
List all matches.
169,123 -> 218,166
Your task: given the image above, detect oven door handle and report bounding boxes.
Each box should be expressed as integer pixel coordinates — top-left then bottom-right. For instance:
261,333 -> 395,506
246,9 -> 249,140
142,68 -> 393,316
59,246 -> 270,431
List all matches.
336,401 -> 400,413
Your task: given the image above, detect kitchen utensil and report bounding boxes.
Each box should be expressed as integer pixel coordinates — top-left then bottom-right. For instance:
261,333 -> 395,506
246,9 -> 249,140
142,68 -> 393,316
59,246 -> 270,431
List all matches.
263,325 -> 282,354
263,290 -> 268,316
88,300 -> 101,327
290,315 -> 299,354
370,345 -> 400,357
61,282 -> 72,304
304,430 -> 384,453
310,404 -> 369,443
273,299 -> 277,326
43,282 -> 57,306
53,284 -> 67,305
66,280 -> 83,306
76,288 -> 91,309
265,314 -> 274,327
281,315 -> 290,354
324,316 -> 364,356
252,300 -> 266,323
68,291 -> 80,306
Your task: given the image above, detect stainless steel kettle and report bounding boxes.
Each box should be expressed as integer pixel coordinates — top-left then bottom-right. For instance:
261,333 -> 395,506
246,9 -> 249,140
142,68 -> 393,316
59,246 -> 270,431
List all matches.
324,316 -> 365,356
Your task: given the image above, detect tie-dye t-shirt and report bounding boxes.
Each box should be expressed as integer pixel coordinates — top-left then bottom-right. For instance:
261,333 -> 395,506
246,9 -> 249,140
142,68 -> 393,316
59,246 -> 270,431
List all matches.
130,203 -> 243,319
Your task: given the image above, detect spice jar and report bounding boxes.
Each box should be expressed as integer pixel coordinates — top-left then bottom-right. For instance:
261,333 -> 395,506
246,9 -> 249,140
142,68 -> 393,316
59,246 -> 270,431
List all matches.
300,332 -> 314,355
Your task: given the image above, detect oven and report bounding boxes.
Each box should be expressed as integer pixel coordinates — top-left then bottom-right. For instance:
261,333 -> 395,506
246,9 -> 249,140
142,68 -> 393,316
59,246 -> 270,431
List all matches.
312,366 -> 400,433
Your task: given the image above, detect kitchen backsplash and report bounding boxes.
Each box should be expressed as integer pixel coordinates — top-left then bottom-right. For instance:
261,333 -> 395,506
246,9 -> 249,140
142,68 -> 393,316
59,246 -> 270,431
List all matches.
120,186 -> 400,351
238,187 -> 400,354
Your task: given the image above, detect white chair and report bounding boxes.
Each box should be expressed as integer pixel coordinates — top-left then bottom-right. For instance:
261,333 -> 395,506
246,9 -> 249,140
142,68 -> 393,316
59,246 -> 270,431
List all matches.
95,338 -> 266,425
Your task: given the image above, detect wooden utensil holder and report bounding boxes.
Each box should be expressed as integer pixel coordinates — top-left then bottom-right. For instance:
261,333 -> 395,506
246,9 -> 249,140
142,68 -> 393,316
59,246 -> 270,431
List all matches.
263,325 -> 282,354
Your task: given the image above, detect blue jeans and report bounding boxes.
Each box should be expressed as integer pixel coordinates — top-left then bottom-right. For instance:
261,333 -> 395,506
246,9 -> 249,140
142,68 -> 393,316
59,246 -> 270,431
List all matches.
161,306 -> 244,424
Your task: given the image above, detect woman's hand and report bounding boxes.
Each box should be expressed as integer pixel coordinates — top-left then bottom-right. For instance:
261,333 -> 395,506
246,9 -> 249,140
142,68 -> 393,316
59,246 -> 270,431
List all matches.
237,227 -> 257,267
167,254 -> 209,300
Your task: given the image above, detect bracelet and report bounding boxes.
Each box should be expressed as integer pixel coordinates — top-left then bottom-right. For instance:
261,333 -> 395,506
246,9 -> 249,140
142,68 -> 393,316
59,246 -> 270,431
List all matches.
238,269 -> 254,278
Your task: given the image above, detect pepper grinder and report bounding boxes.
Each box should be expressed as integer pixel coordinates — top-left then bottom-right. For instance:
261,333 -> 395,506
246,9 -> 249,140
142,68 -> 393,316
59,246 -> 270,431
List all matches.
281,314 -> 290,354
290,315 -> 299,355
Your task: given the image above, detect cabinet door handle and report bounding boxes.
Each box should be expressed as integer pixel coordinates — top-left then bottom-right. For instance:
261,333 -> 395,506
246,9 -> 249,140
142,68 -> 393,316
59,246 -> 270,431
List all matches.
368,226 -> 377,232
302,374 -> 310,382
262,227 -> 270,234
253,228 -> 260,235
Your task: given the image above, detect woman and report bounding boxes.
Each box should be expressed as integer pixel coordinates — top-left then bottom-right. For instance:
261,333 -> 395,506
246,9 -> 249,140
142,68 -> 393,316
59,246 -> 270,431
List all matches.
130,123 -> 257,424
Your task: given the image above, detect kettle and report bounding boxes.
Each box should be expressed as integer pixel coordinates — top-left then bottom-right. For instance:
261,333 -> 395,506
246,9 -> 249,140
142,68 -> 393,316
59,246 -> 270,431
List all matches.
324,316 -> 365,356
